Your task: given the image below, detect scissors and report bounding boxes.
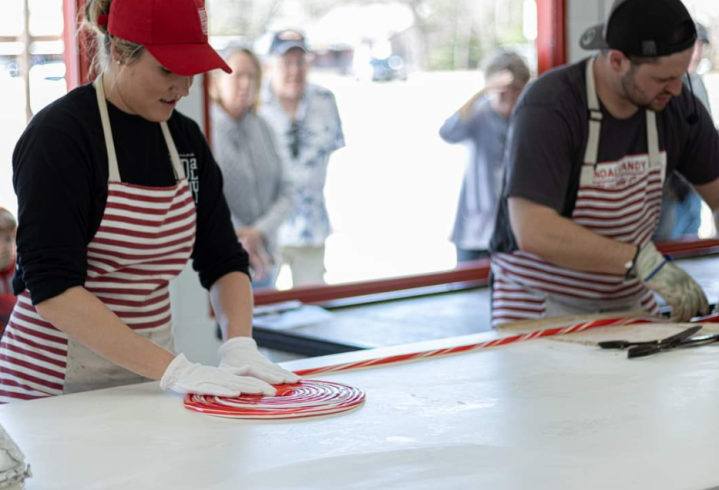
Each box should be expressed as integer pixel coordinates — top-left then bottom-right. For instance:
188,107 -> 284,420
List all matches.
599,326 -> 705,359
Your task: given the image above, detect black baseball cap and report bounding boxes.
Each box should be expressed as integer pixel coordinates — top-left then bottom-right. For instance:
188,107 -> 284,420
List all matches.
580,0 -> 697,57
269,29 -> 308,56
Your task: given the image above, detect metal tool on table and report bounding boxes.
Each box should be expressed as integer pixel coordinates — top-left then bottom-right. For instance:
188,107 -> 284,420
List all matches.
669,332 -> 719,348
599,325 -> 704,359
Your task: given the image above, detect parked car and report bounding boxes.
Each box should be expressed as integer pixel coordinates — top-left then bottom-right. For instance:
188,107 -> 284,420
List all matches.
370,55 -> 407,82
0,57 -> 20,77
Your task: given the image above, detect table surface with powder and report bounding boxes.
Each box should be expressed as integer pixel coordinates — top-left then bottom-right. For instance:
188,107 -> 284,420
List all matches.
2,321 -> 719,489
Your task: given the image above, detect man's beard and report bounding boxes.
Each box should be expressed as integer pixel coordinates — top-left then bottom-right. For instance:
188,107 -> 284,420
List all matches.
620,71 -> 671,112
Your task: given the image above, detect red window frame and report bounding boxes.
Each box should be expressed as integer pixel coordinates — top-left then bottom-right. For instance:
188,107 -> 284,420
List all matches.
536,0 -> 567,74
63,0 -> 84,90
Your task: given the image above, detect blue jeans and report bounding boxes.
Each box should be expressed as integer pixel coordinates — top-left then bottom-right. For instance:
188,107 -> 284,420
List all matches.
654,191 -> 702,240
455,247 -> 490,263
252,267 -> 278,290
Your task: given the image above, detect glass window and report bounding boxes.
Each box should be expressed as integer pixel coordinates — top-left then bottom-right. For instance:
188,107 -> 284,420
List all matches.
28,0 -> 64,37
0,0 -> 67,216
0,1 -> 24,37
207,0 -> 538,289
661,1 -> 718,238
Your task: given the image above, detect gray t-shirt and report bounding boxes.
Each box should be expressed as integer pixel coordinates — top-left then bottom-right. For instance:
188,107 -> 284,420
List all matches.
490,58 -> 719,253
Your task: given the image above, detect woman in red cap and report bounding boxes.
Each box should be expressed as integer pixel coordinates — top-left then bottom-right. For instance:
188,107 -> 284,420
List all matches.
0,0 -> 299,403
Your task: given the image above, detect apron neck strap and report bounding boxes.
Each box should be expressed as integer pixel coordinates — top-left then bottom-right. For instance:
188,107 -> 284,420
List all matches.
585,56 -> 602,114
93,76 -> 121,182
583,56 -> 603,167
161,121 -> 186,180
93,75 -> 187,182
646,111 -> 660,170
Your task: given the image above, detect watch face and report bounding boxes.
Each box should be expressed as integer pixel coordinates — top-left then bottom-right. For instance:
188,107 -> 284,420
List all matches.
624,259 -> 637,280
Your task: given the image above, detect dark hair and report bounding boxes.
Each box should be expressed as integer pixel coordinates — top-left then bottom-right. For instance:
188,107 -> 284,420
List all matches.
484,51 -> 531,86
600,49 -> 659,66
626,54 -> 660,66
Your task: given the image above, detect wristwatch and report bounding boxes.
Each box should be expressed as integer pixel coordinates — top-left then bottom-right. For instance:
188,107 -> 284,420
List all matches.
624,245 -> 641,280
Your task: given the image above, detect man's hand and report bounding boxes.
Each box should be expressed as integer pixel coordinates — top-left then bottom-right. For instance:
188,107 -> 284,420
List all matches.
635,242 -> 709,322
485,69 -> 515,92
458,70 -> 516,120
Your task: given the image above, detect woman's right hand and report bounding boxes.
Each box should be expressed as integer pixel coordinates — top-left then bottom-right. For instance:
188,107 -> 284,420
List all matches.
247,247 -> 272,281
160,354 -> 276,397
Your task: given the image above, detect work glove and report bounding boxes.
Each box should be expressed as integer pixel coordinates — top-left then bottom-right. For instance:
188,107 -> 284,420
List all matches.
219,337 -> 301,385
160,353 -> 276,397
634,242 -> 709,322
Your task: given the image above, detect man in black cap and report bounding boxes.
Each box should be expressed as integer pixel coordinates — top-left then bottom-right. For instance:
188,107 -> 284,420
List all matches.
260,29 -> 345,287
488,0 -> 719,326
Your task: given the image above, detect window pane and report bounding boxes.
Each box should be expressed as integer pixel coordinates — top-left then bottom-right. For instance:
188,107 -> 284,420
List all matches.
669,1 -> 718,238
0,1 -> 24,37
29,0 -> 64,37
0,54 -> 25,216
208,0 -> 537,287
29,59 -> 66,115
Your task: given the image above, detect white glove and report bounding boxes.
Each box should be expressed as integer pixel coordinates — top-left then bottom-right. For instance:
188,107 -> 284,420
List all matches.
635,242 -> 709,322
0,423 -> 31,487
160,353 -> 276,397
219,337 -> 301,385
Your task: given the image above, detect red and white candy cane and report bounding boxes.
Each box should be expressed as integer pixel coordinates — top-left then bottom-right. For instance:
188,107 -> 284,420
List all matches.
293,316 -> 666,377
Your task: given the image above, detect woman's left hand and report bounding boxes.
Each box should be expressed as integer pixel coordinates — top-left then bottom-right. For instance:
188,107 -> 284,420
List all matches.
219,337 -> 301,385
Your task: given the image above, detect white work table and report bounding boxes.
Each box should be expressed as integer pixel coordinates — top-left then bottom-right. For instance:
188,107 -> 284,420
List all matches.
2,326 -> 719,490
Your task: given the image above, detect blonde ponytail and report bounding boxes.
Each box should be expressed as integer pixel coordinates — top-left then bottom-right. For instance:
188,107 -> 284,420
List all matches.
80,0 -> 144,77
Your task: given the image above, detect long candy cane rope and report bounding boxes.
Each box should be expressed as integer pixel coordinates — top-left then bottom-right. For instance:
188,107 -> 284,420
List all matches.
293,316 -> 665,377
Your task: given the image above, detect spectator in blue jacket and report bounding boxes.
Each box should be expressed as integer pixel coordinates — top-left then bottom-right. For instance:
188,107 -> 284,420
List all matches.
440,51 -> 531,262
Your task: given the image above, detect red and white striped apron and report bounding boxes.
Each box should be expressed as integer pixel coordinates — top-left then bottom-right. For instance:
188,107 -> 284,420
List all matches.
491,56 -> 664,327
0,77 -> 196,402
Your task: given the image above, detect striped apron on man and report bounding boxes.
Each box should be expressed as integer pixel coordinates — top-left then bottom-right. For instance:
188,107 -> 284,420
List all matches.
491,56 -> 664,327
0,77 -> 196,402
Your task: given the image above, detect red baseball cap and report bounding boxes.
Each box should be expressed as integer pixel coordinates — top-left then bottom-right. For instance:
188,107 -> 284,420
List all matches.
104,0 -> 231,76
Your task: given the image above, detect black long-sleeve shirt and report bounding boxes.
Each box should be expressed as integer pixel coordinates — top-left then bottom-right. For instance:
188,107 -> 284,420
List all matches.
12,84 -> 249,304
